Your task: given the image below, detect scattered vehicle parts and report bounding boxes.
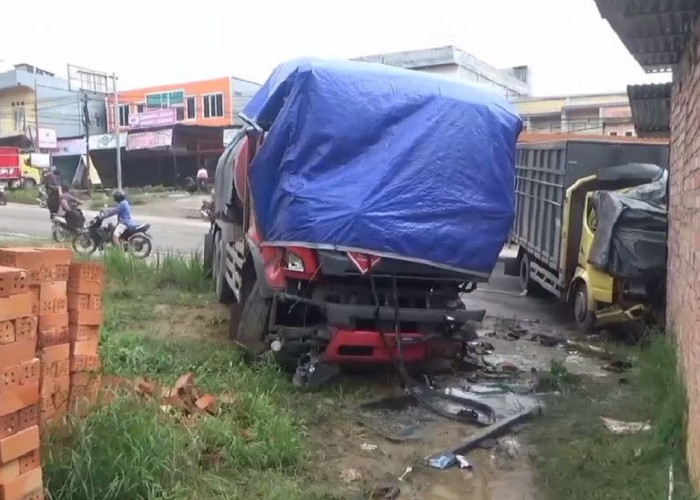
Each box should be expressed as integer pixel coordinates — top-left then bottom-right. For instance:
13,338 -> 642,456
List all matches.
601,417 -> 651,434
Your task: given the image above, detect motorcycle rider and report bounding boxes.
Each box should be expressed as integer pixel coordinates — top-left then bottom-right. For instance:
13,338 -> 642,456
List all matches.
58,185 -> 84,231
101,189 -> 136,247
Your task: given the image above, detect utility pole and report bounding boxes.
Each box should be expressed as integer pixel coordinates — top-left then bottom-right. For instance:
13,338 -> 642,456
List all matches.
112,73 -> 122,190
33,77 -> 40,154
81,93 -> 92,195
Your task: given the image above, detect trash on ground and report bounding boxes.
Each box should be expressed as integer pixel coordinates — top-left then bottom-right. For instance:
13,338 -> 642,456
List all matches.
456,455 -> 473,470
601,417 -> 651,434
340,468 -> 362,483
429,453 -> 457,469
398,466 -> 413,482
370,483 -> 401,499
602,359 -> 633,373
361,442 -> 378,451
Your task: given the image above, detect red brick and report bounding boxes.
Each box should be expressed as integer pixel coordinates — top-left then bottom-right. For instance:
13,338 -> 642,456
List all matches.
68,309 -> 103,327
40,377 -> 69,398
17,450 -> 39,475
195,394 -> 216,412
13,318 -> 36,343
67,324 -> 99,342
0,467 -> 42,500
0,324 -> 14,346
70,355 -> 100,373
0,426 -> 39,464
0,460 -> 19,485
0,414 -> 19,440
68,262 -> 103,283
66,279 -> 102,296
37,313 -> 68,331
72,340 -> 98,357
0,250 -> 43,273
0,385 -> 39,417
38,344 -> 69,364
0,295 -> 32,323
0,342 -> 35,371
16,407 -> 37,432
37,327 -> 69,348
0,268 -> 28,299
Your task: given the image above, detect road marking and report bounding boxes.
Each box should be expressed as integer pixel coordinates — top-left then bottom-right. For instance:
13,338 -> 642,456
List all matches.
0,231 -> 34,239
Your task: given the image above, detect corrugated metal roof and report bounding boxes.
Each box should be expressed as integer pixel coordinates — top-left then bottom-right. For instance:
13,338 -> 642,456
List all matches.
627,83 -> 672,137
596,0 -> 700,72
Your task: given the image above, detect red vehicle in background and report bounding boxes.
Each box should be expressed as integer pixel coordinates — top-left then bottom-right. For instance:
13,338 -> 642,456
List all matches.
0,147 -> 22,188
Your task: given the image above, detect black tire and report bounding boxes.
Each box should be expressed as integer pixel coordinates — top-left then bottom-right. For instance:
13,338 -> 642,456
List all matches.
72,232 -> 97,256
231,281 -> 270,356
519,254 -> 544,296
203,233 -> 214,277
22,178 -> 36,190
52,225 -> 69,243
213,231 -> 236,304
128,234 -> 152,259
573,281 -> 596,333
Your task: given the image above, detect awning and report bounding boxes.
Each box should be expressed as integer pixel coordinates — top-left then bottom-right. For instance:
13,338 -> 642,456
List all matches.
595,0 -> 700,72
627,83 -> 672,137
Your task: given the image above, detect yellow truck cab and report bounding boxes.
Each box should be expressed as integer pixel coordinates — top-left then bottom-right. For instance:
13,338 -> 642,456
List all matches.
509,139 -> 669,332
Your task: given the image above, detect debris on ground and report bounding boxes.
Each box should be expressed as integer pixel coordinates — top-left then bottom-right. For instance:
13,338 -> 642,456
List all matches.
340,468 -> 362,483
370,483 -> 401,499
429,453 -> 458,469
397,466 -> 412,482
361,442 -> 378,451
601,417 -> 651,434
133,372 -> 220,420
602,359 -> 634,373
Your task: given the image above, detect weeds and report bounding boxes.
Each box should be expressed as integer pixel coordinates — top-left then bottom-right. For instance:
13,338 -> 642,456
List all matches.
537,359 -> 579,393
531,334 -> 695,500
4,188 -> 40,205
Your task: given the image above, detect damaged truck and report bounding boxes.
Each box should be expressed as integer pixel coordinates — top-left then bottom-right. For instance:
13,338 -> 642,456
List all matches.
509,138 -> 669,331
204,59 -> 522,384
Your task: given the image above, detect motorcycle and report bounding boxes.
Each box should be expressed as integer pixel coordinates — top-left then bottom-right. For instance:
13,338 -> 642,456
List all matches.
51,209 -> 85,243
0,186 -> 6,206
72,215 -> 153,259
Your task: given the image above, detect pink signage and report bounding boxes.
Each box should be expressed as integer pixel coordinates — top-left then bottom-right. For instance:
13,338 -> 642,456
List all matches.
127,129 -> 173,151
128,108 -> 177,129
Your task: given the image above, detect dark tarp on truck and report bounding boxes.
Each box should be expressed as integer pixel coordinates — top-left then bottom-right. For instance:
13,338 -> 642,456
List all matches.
588,170 -> 668,279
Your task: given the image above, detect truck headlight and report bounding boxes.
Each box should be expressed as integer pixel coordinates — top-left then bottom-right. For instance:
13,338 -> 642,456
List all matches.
286,252 -> 305,272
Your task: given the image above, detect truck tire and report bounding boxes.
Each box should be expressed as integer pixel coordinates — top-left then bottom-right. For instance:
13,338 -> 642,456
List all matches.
519,254 -> 544,296
213,231 -> 236,304
573,281 -> 596,333
231,281 -> 270,356
22,178 -> 36,190
203,233 -> 214,277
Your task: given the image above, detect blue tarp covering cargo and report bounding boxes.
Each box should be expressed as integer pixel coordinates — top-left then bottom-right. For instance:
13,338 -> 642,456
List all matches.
242,59 -> 522,277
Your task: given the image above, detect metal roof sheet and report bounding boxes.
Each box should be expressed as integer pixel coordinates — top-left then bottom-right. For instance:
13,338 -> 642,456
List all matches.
627,83 -> 672,137
596,0 -> 700,72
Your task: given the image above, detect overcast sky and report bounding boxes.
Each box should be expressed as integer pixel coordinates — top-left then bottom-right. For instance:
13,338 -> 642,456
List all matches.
1,0 -> 670,95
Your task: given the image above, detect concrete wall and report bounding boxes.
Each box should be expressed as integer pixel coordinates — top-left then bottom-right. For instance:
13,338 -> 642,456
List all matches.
667,26 -> 700,489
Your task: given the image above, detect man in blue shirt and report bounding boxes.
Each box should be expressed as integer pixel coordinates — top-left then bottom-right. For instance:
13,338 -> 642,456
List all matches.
101,189 -> 136,247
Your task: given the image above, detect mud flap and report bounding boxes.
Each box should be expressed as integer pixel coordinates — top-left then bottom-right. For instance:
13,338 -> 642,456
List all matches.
203,232 -> 214,275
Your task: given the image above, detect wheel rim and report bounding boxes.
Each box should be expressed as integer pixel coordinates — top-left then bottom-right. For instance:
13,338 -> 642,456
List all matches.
74,234 -> 94,255
128,236 -> 151,258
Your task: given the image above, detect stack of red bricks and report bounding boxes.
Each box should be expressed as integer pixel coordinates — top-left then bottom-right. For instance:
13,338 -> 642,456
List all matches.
0,253 -> 46,499
66,262 -> 103,415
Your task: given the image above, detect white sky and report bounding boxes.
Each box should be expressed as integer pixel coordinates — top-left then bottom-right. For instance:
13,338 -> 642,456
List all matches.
1,0 -> 670,95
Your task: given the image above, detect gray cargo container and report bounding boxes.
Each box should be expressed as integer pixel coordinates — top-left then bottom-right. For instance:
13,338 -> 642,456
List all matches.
510,139 -> 669,298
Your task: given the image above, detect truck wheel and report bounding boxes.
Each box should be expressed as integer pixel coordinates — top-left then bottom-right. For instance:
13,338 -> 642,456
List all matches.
213,231 -> 235,304
519,254 -> 544,296
203,233 -> 214,277
22,178 -> 36,190
573,281 -> 596,333
231,281 -> 270,356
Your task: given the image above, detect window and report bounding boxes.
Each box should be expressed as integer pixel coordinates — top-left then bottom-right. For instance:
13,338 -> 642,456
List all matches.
625,131 -> 633,137
136,103 -> 144,113
186,96 -> 196,120
118,104 -> 129,127
609,132 -> 618,136
176,107 -> 185,121
145,90 -> 184,109
11,102 -> 25,131
203,93 -> 224,118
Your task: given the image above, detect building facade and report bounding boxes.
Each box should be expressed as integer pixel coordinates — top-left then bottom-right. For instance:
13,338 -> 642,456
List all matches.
107,77 -> 260,133
0,64 -> 106,147
596,0 -> 700,490
513,92 -> 635,136
354,46 -> 531,99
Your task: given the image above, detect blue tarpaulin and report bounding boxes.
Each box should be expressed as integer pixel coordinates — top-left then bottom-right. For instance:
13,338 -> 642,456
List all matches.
242,59 -> 522,277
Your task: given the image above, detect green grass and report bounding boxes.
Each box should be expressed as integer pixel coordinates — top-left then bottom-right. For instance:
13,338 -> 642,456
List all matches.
4,187 -> 40,205
531,334 -> 696,500
43,249 -> 337,500
537,359 -> 580,393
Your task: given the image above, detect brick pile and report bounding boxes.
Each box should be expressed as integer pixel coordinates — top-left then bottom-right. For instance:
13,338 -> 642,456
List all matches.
0,260 -> 44,499
66,262 -> 103,414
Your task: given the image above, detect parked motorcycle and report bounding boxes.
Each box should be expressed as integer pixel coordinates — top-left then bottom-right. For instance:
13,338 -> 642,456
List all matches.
51,209 -> 85,243
72,215 -> 153,259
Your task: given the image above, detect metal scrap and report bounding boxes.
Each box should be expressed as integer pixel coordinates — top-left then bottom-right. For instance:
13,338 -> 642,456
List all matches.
601,417 -> 651,434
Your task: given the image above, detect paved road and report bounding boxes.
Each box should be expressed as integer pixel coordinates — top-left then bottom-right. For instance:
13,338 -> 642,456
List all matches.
0,203 -> 208,255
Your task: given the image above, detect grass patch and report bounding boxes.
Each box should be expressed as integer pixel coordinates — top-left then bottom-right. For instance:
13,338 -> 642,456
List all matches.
43,249 -> 336,500
531,334 -> 696,500
4,187 -> 40,205
537,359 -> 580,393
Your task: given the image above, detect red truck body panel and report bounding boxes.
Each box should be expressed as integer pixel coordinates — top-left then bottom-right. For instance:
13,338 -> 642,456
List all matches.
0,148 -> 21,180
